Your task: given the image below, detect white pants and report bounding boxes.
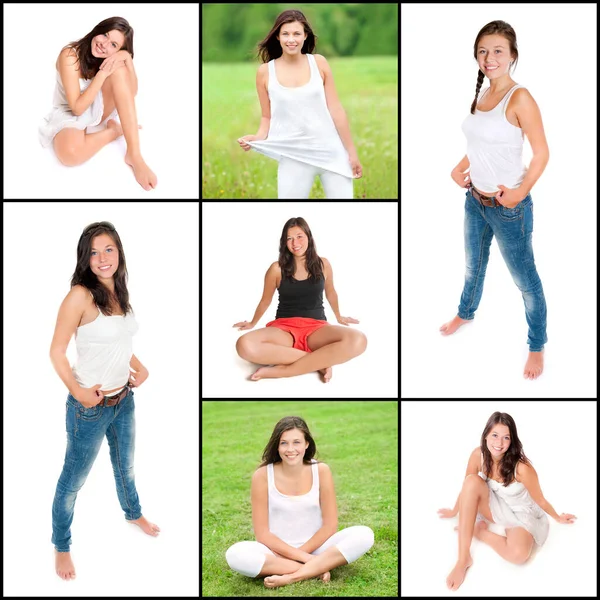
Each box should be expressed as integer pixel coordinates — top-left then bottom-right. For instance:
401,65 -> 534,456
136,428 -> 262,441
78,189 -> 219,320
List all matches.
225,525 -> 374,578
278,157 -> 354,199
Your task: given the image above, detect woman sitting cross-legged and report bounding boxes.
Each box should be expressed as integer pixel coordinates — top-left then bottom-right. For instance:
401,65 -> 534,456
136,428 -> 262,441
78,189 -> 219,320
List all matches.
225,416 -> 374,588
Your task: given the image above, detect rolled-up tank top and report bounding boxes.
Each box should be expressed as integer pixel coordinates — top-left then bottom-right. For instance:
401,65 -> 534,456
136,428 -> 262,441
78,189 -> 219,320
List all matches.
72,302 -> 139,392
461,84 -> 527,194
275,271 -> 326,320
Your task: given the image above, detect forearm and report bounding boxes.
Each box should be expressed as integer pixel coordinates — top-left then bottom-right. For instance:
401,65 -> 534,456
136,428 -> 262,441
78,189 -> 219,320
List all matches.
258,531 -> 311,563
539,499 -> 560,520
518,152 -> 549,196
330,107 -> 356,155
125,56 -> 138,96
452,154 -> 470,173
326,293 -> 341,320
129,353 -> 147,372
250,301 -> 270,326
255,117 -> 270,140
49,351 -> 81,395
297,525 -> 337,555
74,71 -> 107,116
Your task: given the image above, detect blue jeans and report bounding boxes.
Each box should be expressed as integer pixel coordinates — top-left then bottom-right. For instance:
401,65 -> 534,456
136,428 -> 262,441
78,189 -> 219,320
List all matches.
457,189 -> 547,352
51,388 -> 142,552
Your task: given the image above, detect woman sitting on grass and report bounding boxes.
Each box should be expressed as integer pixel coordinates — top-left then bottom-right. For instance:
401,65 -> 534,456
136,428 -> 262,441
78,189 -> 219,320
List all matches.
225,416 -> 374,588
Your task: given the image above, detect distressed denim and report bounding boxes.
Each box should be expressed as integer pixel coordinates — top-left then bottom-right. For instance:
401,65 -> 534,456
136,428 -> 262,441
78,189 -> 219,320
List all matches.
51,388 -> 142,552
457,189 -> 547,352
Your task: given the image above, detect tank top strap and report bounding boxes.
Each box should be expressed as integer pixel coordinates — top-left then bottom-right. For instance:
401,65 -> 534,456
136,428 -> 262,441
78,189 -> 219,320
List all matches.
266,463 -> 275,490
311,459 -> 319,490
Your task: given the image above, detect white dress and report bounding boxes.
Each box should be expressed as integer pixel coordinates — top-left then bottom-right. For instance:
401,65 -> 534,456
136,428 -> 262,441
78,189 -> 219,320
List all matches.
245,53 -> 353,179
478,452 -> 549,546
38,70 -> 117,148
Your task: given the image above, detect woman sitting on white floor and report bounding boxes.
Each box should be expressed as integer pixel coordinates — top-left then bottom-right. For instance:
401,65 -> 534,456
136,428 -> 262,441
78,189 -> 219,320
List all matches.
225,415 -> 374,588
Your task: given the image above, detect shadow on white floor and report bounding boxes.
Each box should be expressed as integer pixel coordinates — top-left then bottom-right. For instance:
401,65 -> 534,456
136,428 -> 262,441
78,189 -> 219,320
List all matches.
202,324 -> 398,398
7,117 -> 199,199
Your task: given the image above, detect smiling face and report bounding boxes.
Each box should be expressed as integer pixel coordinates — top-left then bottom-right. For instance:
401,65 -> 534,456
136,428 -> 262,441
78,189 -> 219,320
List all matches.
477,34 -> 514,80
486,423 -> 511,458
277,21 -> 307,55
278,428 -> 309,464
286,226 -> 307,258
91,29 -> 125,59
90,233 -> 119,280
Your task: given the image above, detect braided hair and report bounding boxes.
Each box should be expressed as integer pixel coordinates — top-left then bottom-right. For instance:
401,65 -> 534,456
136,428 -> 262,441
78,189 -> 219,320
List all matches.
470,20 -> 519,115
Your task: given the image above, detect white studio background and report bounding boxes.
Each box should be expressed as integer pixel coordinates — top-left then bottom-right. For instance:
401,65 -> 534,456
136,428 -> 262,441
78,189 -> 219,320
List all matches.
202,202 -> 399,398
3,202 -> 199,596
3,3 -> 199,199
400,4 -> 597,398
401,401 -> 596,597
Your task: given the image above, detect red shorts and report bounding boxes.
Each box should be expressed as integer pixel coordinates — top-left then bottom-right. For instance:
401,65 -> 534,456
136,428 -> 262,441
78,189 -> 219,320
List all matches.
265,317 -> 329,353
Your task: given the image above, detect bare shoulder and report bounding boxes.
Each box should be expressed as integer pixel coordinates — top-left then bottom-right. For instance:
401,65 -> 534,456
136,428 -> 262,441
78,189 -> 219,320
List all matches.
318,461 -> 331,474
516,460 -> 535,479
70,284 -> 92,303
321,256 -> 330,274
252,465 -> 268,482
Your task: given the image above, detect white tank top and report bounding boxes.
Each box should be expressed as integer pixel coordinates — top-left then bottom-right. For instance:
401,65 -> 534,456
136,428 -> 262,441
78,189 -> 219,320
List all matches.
461,84 -> 528,195
267,459 -> 323,547
72,304 -> 139,392
246,54 -> 353,179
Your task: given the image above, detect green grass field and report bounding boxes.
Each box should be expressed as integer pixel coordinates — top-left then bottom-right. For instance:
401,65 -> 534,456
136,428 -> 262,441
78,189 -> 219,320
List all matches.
202,401 -> 398,596
202,56 -> 398,199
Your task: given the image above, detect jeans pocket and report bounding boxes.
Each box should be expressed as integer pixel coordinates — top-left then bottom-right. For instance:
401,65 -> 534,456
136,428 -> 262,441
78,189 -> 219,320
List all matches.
497,205 -> 522,222
78,405 -> 104,422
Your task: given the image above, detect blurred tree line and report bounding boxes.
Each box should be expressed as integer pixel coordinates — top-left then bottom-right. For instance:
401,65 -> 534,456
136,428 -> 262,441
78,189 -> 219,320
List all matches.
202,3 -> 398,62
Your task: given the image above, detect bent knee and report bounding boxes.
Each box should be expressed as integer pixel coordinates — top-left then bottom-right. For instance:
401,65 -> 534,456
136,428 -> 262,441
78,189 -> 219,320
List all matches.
462,474 -> 485,493
510,547 -> 531,564
349,331 -> 367,355
236,335 -> 256,361
55,144 -> 81,167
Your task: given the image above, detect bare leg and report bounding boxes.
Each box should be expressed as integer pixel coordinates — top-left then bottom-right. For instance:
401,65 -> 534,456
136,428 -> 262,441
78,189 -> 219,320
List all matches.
252,339 -> 365,380
476,528 -> 511,559
110,69 -> 157,190
250,343 -> 308,365
264,547 -> 347,588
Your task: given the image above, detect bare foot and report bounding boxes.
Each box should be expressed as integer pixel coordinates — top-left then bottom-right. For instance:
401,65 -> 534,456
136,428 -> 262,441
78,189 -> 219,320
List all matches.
264,574 -> 293,588
319,367 -> 332,383
124,153 -> 157,191
446,556 -> 473,591
440,315 -> 472,336
524,349 -> 544,380
128,515 -> 161,537
55,549 -> 76,581
249,365 -> 287,380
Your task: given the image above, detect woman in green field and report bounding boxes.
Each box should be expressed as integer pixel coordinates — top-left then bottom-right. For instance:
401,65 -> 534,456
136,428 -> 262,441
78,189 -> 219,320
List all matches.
237,9 -> 363,199
225,416 -> 374,588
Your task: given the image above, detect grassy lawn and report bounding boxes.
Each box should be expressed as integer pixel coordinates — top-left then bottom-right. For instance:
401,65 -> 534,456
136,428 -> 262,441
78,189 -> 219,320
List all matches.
202,401 -> 398,596
202,56 -> 398,199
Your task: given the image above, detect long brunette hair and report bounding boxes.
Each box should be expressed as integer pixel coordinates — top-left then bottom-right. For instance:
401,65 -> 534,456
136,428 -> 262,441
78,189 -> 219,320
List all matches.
258,416 -> 319,468
480,411 -> 532,487
256,9 -> 318,63
469,20 -> 519,115
278,217 -> 324,282
70,221 -> 133,317
61,16 -> 134,80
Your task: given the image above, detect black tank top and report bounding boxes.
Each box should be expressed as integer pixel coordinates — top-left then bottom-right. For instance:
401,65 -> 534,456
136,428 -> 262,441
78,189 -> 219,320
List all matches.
275,271 -> 327,320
